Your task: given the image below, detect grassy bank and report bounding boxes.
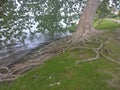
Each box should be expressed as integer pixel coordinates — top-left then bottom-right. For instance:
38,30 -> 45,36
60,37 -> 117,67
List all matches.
94,19 -> 120,30
0,19 -> 120,90
69,19 -> 120,32
1,41 -> 120,90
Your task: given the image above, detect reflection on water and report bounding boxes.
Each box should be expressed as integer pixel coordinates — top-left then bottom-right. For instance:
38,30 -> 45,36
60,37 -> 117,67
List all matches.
0,31 -> 71,67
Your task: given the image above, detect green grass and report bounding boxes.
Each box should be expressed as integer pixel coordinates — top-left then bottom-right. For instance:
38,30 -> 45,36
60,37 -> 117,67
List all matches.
0,19 -> 120,90
94,19 -> 120,30
69,19 -> 120,32
0,41 -> 120,90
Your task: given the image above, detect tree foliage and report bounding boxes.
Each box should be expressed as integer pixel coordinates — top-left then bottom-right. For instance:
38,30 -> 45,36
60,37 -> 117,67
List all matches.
97,0 -> 120,18
0,0 -> 120,45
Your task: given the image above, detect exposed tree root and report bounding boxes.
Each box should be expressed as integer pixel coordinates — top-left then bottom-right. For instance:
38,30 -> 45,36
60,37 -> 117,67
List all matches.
100,53 -> 120,65
0,36 -> 71,83
75,37 -> 120,65
11,62 -> 41,74
0,67 -> 16,83
75,49 -> 99,64
0,32 -> 120,83
75,43 -> 103,64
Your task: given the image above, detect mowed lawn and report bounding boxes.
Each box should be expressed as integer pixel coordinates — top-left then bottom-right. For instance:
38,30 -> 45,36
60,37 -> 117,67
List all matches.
0,19 -> 120,90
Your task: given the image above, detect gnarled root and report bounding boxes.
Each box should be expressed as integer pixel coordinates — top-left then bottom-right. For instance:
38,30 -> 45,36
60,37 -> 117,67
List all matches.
0,67 -> 17,83
100,52 -> 120,65
75,49 -> 99,64
0,36 -> 71,83
0,32 -> 119,83
75,37 -> 120,65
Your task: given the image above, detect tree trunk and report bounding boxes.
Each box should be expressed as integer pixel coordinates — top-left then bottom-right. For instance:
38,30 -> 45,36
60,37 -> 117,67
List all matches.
72,0 -> 100,43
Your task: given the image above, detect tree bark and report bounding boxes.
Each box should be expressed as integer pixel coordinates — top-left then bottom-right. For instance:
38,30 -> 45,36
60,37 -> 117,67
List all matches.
72,0 -> 100,43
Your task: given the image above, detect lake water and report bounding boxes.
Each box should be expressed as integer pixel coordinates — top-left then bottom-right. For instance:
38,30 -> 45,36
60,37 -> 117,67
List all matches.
0,31 -> 71,67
